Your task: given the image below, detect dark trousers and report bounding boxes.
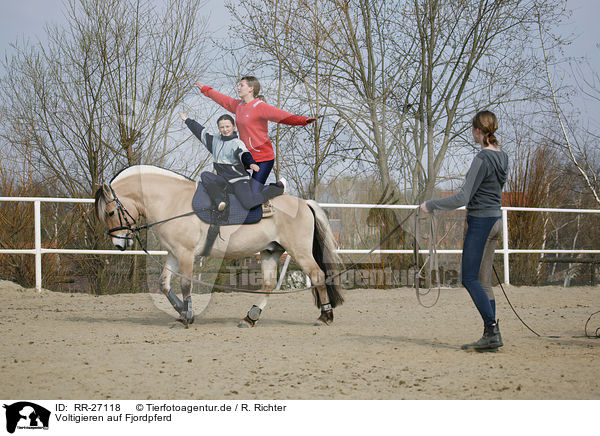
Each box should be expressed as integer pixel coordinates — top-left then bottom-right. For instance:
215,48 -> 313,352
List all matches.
461,215 -> 501,326
250,160 -> 274,193
200,172 -> 281,210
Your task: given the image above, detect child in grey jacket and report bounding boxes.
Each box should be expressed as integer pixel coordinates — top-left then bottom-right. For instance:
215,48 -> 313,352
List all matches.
179,112 -> 284,211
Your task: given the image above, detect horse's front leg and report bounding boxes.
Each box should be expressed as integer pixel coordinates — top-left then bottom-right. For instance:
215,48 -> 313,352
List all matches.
177,252 -> 196,327
160,253 -> 184,315
238,249 -> 283,328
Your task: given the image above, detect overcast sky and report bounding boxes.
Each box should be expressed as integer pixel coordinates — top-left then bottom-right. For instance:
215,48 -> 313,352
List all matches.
0,0 -> 228,49
2,1 -> 598,57
1,0 -> 598,120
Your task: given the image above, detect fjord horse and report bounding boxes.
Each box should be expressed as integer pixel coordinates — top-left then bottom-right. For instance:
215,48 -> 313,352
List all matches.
94,165 -> 343,327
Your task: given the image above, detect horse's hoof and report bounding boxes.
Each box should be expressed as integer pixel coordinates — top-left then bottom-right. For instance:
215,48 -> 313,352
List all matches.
313,318 -> 332,326
175,316 -> 194,328
238,315 -> 256,328
315,311 -> 333,326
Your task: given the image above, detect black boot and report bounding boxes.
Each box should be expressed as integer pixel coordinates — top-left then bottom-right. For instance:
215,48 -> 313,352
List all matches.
461,320 -> 503,351
205,183 -> 228,213
261,184 -> 284,202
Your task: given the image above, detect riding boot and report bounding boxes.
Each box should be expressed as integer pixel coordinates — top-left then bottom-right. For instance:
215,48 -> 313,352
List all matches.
461,320 -> 503,351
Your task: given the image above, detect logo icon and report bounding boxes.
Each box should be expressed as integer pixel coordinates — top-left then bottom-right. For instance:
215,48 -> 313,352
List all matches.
3,402 -> 50,434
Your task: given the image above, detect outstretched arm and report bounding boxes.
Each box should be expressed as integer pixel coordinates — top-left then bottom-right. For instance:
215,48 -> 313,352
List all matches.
195,82 -> 240,114
257,101 -> 316,126
181,113 -> 214,154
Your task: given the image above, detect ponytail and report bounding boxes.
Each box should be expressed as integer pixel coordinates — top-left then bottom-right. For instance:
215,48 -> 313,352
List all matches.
472,110 -> 499,147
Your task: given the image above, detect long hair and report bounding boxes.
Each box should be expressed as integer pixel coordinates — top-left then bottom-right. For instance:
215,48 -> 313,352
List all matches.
472,110 -> 499,147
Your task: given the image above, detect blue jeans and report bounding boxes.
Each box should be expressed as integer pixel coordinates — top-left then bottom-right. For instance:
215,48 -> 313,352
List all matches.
461,215 -> 500,326
250,160 -> 274,193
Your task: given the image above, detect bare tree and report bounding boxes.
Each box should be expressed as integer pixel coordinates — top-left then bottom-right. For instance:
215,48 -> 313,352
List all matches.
505,139 -> 568,284
0,0 -> 211,293
1,0 -> 210,195
227,0 -> 568,205
223,0 -> 355,198
538,17 -> 600,206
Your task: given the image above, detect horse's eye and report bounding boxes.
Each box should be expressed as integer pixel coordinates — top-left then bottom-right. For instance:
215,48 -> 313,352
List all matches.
108,211 -> 115,217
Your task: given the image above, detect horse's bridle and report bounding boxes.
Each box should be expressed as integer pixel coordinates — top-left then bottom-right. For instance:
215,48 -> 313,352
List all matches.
103,185 -> 196,247
105,186 -> 138,242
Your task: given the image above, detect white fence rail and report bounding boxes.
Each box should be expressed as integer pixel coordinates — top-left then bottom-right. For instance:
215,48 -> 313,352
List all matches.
1,197 -> 600,292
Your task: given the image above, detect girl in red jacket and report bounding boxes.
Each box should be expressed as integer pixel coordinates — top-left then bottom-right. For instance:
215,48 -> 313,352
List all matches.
195,76 -> 316,192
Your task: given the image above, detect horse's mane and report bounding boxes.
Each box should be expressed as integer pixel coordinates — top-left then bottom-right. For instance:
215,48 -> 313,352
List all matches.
94,186 -> 108,225
110,165 -> 194,184
95,166 -> 193,223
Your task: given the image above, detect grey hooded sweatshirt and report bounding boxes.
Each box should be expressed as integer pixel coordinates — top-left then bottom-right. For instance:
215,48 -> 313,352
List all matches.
425,148 -> 509,218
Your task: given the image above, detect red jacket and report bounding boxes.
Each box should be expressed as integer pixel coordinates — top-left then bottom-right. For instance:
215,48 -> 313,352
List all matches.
202,86 -> 314,162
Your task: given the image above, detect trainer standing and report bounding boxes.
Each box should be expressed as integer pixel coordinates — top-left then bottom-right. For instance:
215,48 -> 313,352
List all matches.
420,110 -> 509,352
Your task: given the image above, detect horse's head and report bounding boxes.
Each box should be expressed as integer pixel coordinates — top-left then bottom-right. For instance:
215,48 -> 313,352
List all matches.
94,183 -> 138,250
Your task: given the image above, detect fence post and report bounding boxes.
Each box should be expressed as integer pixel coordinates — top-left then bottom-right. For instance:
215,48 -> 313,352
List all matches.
275,254 -> 292,290
502,208 -> 510,285
34,200 -> 42,292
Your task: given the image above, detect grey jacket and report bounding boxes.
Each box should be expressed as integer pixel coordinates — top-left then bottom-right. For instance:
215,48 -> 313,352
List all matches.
426,148 -> 509,218
185,118 -> 257,183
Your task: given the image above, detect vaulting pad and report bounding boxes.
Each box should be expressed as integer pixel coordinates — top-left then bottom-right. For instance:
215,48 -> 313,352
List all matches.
192,182 -> 263,225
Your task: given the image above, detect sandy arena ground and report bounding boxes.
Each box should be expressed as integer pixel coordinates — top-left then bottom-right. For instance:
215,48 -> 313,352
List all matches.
0,279 -> 598,400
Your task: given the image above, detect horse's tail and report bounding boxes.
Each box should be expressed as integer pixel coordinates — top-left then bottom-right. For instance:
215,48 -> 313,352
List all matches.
306,200 -> 344,308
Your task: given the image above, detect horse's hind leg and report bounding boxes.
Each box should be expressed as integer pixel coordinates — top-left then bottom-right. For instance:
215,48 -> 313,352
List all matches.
294,254 -> 333,326
160,254 -> 184,315
238,248 -> 283,328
